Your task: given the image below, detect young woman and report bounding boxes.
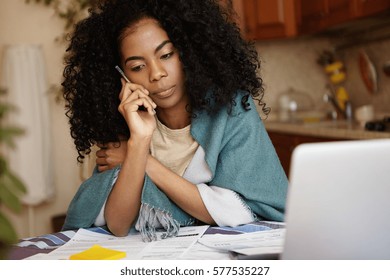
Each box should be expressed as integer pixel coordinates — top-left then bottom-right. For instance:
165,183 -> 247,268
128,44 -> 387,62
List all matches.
62,0 -> 288,240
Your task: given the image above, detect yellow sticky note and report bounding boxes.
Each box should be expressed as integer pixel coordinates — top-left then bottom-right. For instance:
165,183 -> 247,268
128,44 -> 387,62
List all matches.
69,244 -> 126,260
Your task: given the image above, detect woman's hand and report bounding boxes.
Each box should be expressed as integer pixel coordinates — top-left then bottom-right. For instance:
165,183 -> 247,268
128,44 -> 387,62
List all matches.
118,78 -> 157,140
96,140 -> 127,172
103,79 -> 157,235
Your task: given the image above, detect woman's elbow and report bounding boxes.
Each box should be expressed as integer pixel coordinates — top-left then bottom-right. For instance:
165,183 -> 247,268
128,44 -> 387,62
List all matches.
198,214 -> 216,226
105,212 -> 134,237
107,222 -> 131,237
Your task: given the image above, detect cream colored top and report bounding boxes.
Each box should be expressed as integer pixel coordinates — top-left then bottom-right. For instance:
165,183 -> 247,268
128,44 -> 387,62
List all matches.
150,118 -> 199,176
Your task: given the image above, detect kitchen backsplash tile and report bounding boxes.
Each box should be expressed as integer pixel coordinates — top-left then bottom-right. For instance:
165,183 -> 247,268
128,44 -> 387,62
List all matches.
255,38 -> 331,116
256,28 -> 390,119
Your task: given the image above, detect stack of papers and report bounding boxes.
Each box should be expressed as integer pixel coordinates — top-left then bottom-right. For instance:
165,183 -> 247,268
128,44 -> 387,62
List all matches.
25,226 -> 209,260
198,228 -> 285,258
24,222 -> 285,260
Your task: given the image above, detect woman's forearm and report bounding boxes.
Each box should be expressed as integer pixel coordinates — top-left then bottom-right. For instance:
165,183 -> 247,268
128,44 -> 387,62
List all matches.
104,138 -> 151,236
145,155 -> 215,225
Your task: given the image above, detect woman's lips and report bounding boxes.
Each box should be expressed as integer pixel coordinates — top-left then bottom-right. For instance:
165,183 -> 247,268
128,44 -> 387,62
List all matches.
153,86 -> 174,99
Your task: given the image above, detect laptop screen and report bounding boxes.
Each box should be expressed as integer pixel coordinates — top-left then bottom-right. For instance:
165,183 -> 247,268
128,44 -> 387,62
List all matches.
282,139 -> 390,260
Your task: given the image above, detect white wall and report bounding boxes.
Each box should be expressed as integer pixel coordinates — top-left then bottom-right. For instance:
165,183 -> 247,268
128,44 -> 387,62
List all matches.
0,0 -> 82,238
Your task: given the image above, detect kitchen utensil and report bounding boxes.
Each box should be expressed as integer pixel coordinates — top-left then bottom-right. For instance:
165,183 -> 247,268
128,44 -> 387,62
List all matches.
277,88 -> 315,122
318,51 -> 350,111
358,50 -> 378,94
355,104 -> 375,127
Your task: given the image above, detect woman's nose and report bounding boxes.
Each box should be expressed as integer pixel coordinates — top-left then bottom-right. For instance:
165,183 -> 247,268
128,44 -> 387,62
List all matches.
149,60 -> 167,82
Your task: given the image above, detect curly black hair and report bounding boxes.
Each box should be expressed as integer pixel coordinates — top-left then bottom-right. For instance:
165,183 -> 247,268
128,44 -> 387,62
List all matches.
62,0 -> 267,162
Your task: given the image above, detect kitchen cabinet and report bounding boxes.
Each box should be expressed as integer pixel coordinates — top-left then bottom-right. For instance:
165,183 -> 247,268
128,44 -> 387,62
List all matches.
241,0 -> 299,40
230,0 -> 390,40
352,0 -> 390,18
298,0 -> 390,34
268,131 -> 348,177
298,0 -> 353,34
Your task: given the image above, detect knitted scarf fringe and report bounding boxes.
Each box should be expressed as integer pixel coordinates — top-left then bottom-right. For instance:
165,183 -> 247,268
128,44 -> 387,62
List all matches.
135,203 -> 180,242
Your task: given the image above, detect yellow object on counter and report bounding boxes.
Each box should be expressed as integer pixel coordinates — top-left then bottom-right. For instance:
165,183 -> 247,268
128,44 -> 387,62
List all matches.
69,244 -> 126,260
336,87 -> 349,111
324,61 -> 343,73
330,72 -> 346,84
324,61 -> 346,84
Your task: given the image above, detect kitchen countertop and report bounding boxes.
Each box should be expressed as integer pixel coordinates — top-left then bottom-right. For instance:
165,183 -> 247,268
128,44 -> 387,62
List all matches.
264,120 -> 390,140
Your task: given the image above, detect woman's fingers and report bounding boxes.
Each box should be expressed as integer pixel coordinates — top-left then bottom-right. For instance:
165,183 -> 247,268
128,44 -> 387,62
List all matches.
96,148 -> 107,157
97,165 -> 109,173
119,88 -> 156,116
96,146 -> 123,170
96,157 -> 107,166
133,97 -> 156,115
119,97 -> 156,116
119,78 -> 150,101
119,81 -> 156,113
116,79 -> 157,138
96,148 -> 108,172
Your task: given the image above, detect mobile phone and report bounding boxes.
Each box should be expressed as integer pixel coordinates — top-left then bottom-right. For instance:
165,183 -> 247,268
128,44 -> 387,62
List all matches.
115,65 -> 131,83
115,65 -> 146,111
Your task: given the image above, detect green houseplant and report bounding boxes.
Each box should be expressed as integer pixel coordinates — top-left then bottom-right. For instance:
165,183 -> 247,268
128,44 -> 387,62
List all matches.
0,87 -> 26,259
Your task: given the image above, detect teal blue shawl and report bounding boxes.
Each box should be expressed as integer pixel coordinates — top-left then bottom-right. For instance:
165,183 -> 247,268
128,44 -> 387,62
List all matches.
63,92 -> 288,240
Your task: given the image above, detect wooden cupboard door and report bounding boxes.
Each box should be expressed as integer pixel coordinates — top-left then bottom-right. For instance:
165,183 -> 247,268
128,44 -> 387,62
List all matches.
267,131 -> 348,177
326,0 -> 353,25
224,0 -> 390,41
352,0 -> 390,18
300,0 -> 326,21
299,0 -> 326,33
267,131 -> 297,176
242,0 -> 298,40
299,0 -> 352,34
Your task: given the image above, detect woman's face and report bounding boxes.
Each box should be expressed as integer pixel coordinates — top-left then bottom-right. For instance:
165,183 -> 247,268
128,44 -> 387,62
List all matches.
119,18 -> 187,111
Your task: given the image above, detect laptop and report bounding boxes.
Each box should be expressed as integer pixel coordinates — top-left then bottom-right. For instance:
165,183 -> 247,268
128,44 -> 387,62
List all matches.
281,139 -> 390,260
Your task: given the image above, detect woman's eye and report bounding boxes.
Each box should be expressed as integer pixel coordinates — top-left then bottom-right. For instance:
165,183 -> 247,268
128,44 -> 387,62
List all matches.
131,65 -> 145,72
161,52 -> 174,60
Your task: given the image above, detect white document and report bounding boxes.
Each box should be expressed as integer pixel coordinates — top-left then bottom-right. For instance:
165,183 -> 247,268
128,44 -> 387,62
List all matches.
179,242 -> 233,260
25,226 -> 209,260
197,228 -> 285,256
